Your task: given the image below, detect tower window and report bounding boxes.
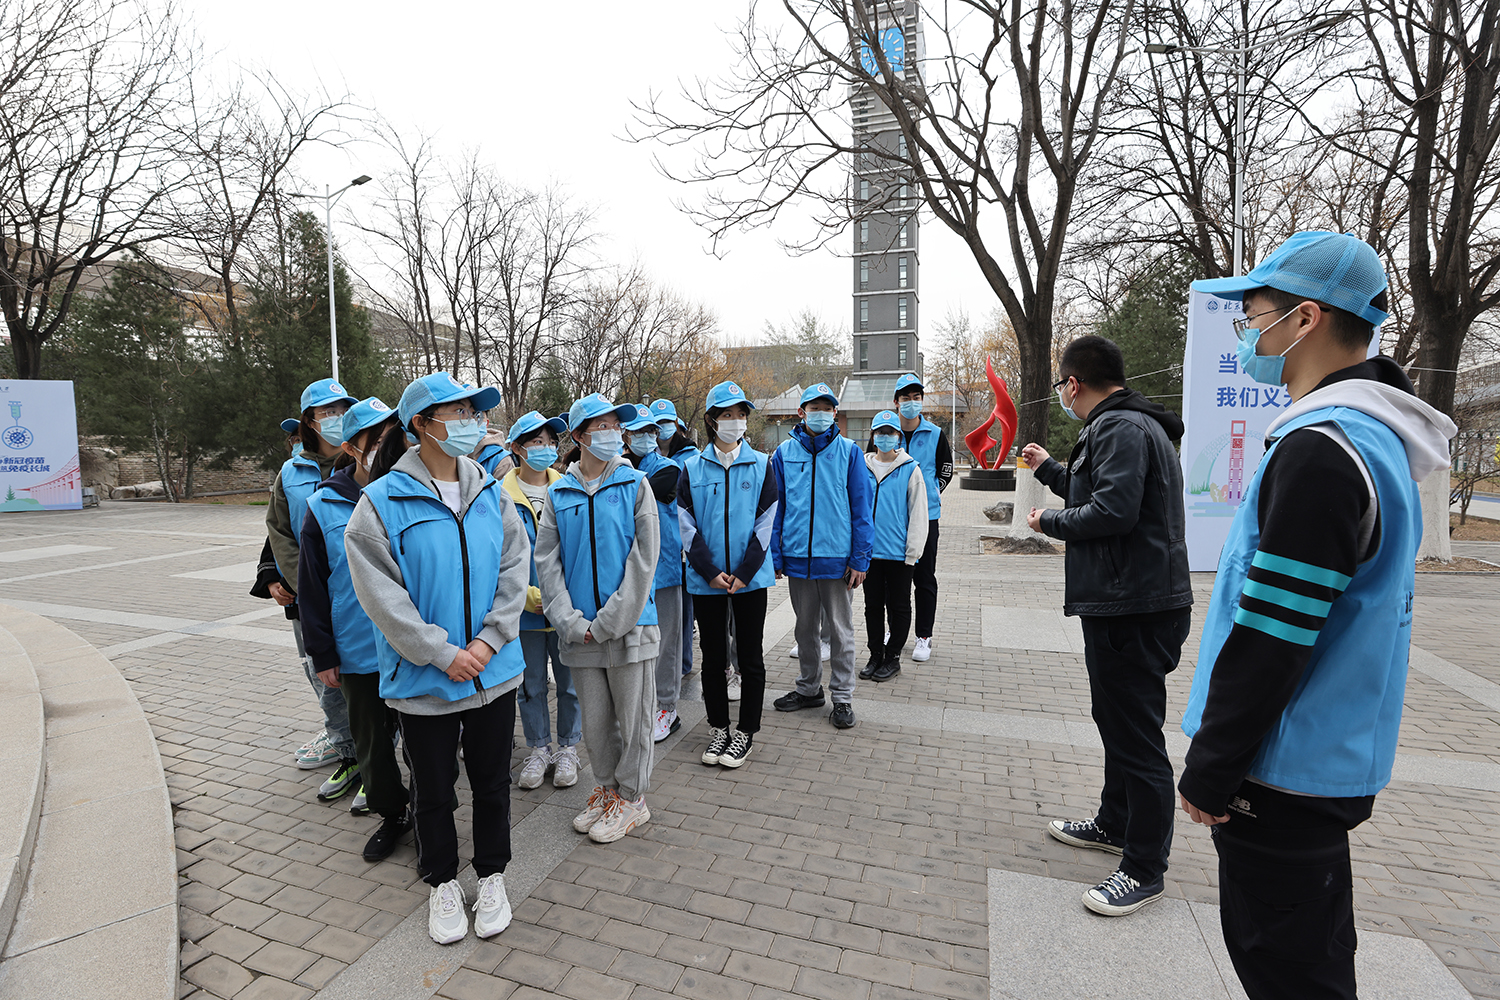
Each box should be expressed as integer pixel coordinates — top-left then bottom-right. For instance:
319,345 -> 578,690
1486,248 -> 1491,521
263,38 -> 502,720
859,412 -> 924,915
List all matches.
859,298 -> 869,331
898,134 -> 908,159
898,297 -> 908,329
859,259 -> 869,289
860,339 -> 868,369
860,178 -> 869,201
898,223 -> 908,248
860,221 -> 869,246
899,179 -> 909,205
898,336 -> 908,366
898,256 -> 907,288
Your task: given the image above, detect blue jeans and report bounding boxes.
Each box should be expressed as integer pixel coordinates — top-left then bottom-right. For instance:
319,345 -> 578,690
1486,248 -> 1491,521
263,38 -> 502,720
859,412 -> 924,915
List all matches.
293,618 -> 354,758
517,630 -> 580,748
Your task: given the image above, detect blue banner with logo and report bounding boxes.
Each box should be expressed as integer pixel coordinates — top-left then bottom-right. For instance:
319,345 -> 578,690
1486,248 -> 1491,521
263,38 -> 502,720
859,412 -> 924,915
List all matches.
0,380 -> 81,511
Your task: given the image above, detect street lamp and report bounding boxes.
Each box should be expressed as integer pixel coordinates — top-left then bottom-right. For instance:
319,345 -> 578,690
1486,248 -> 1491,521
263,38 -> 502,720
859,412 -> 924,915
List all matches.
290,174 -> 372,382
1145,15 -> 1347,276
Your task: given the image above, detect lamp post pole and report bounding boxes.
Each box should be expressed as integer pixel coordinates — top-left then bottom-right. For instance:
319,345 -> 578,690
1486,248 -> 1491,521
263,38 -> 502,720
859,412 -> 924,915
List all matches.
290,175 -> 372,381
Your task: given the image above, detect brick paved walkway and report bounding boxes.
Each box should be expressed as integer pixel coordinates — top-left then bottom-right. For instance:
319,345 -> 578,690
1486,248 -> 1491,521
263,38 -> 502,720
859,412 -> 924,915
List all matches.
1,491 -> 1497,999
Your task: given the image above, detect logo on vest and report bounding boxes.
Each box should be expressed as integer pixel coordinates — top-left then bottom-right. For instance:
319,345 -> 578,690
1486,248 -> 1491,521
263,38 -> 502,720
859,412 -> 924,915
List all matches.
473,502 -> 488,518
606,492 -> 621,505
741,481 -> 751,490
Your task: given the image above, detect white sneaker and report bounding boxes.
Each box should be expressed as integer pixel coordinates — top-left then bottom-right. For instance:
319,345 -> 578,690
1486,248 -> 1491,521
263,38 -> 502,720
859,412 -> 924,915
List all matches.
473,873 -> 512,938
517,745 -> 552,790
912,637 -> 932,662
726,672 -> 742,702
552,745 -> 579,788
428,879 -> 468,944
787,643 -> 799,658
573,786 -> 615,833
820,641 -> 831,661
589,794 -> 651,843
295,730 -> 339,769
653,709 -> 680,743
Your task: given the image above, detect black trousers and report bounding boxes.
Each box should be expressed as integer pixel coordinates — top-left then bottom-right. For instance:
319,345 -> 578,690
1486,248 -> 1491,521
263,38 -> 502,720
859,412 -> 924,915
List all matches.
339,671 -> 409,819
913,519 -> 939,637
397,690 -> 515,887
1213,781 -> 1374,1000
1079,610 -> 1190,883
695,588 -> 767,733
863,558 -> 914,660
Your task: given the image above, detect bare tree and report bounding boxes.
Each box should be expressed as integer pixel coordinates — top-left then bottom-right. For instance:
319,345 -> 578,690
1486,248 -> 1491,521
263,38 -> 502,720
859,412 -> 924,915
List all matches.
635,0 -> 1139,446
0,0 -> 195,377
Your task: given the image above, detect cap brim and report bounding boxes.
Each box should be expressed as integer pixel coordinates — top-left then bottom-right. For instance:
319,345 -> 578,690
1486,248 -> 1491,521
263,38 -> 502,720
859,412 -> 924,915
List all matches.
801,394 -> 838,407
346,411 -> 396,438
280,418 -> 300,434
462,386 -> 501,413
542,416 -> 568,436
624,418 -> 657,431
1190,275 -> 1258,296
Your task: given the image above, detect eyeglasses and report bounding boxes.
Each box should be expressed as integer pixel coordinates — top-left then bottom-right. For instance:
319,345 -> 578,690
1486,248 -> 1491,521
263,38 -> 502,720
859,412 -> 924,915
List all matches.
1051,377 -> 1070,392
434,406 -> 481,421
1232,306 -> 1301,342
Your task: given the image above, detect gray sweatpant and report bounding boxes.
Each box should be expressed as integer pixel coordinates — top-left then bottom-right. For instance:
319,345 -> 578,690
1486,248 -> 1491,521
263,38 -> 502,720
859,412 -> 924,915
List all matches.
573,659 -> 656,801
788,577 -> 857,704
655,585 -> 683,713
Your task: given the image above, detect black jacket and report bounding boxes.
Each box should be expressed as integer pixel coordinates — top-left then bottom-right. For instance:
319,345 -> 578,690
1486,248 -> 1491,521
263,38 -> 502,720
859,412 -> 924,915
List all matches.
1035,389 -> 1193,617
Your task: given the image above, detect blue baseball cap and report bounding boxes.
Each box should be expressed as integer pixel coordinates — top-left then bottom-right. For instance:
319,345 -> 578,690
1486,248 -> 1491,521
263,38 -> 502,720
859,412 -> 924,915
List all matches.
397,372 -> 501,429
706,380 -> 755,412
300,378 -> 358,413
508,409 -> 567,444
567,393 -> 637,433
650,399 -> 680,426
871,409 -> 901,432
1192,231 -> 1389,327
799,382 -> 839,408
341,397 -> 396,442
280,418 -> 300,435
893,373 -> 924,397
624,404 -> 659,431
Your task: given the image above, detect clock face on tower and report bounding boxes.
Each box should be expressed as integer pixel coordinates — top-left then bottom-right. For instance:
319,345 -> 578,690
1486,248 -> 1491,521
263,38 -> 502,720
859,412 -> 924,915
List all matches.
859,26 -> 906,76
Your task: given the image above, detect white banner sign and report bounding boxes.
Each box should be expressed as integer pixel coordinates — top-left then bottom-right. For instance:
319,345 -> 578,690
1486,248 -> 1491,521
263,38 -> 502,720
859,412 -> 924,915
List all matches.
0,380 -> 81,511
1180,290 -> 1295,570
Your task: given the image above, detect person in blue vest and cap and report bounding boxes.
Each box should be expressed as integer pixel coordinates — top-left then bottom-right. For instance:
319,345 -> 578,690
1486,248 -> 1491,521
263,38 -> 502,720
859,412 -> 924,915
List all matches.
344,372 -> 530,946
860,409 -> 928,684
678,380 -> 778,767
298,397 -> 413,862
267,378 -> 360,791
1178,232 -> 1455,1000
890,372 -> 954,663
621,405 -> 688,743
500,410 -> 581,792
770,382 -> 874,729
654,397 -> 702,682
534,393 -> 662,845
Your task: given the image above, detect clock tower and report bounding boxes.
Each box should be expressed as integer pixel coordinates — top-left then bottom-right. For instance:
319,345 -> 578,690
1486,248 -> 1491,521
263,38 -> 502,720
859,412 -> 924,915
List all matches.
842,0 -> 925,439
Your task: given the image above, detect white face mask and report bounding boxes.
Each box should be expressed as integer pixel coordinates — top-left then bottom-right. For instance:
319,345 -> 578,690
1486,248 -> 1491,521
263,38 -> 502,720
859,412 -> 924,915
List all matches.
716,418 -> 747,444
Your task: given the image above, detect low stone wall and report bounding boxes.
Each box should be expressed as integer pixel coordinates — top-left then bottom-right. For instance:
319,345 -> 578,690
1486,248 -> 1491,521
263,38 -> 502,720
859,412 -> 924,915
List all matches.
80,438 -> 275,497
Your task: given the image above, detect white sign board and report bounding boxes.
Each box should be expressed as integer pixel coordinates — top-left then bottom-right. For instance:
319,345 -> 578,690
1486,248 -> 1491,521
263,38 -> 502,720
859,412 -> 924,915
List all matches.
0,380 -> 81,511
1180,291 -> 1295,571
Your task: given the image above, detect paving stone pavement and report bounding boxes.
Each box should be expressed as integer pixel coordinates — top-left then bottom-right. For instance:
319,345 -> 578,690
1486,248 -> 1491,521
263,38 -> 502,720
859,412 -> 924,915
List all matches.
1,491 -> 1498,999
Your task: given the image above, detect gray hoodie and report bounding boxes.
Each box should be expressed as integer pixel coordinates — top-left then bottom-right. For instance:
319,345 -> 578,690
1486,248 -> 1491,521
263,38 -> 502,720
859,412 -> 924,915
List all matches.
864,447 -> 930,565
1267,377 -> 1456,483
344,449 -> 530,714
533,454 -> 661,669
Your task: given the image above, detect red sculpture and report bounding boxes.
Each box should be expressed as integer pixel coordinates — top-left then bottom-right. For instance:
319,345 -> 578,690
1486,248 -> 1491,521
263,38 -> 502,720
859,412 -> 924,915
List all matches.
963,356 -> 1018,469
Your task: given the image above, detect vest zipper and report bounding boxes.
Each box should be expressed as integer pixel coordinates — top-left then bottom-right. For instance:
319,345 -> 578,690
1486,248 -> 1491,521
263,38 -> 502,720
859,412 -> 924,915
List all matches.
806,437 -> 819,577
587,490 -> 602,611
455,503 -> 481,693
722,463 -> 731,578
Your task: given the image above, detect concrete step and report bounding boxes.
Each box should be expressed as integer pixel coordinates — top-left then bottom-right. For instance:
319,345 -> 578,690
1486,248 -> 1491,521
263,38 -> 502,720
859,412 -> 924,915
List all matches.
0,618 -> 44,959
0,604 -> 176,1000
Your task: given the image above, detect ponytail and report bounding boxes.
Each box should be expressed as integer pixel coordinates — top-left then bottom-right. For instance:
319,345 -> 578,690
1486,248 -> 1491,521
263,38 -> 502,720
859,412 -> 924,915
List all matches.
367,423 -> 411,482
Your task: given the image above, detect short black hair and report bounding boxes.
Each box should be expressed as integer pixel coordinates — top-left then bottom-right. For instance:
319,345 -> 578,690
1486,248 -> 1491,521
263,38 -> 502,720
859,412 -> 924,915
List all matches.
1059,335 -> 1126,388
1249,287 -> 1386,351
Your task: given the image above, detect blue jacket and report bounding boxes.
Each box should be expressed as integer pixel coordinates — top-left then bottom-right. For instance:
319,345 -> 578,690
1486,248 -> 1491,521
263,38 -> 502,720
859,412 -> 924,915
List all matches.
678,445 -> 778,596
771,425 -> 874,579
359,465 -> 525,701
502,467 -> 562,631
548,463 -> 659,624
473,442 -> 509,477
636,450 -> 684,590
868,454 -> 923,563
1183,406 -> 1420,798
903,418 -> 945,519
273,451 -> 326,580
298,469 -> 379,675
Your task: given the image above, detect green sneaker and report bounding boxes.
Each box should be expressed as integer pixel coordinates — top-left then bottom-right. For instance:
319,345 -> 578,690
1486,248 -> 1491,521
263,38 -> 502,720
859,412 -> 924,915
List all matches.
318,759 -> 360,801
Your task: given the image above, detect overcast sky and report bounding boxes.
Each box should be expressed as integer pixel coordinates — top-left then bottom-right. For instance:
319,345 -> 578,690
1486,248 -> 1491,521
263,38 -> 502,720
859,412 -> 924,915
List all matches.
183,0 -> 1000,359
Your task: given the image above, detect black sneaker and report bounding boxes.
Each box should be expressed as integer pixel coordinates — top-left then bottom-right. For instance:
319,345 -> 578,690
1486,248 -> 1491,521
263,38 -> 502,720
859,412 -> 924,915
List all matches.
858,656 -> 881,680
317,759 -> 360,801
871,659 -> 901,682
719,730 -> 753,768
701,726 -> 731,765
829,703 -> 856,729
773,687 -> 825,712
1083,869 -> 1164,916
363,808 -> 413,862
1046,817 -> 1125,855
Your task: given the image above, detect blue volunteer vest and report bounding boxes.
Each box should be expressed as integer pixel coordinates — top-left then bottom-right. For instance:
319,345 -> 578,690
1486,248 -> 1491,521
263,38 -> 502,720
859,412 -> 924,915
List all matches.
870,457 -> 920,562
549,464 -> 659,624
306,485 -> 379,675
1183,406 -> 1421,797
680,447 -> 776,596
362,468 -> 525,701
275,451 -> 325,579
640,450 -> 684,590
775,430 -> 864,575
903,419 -> 943,519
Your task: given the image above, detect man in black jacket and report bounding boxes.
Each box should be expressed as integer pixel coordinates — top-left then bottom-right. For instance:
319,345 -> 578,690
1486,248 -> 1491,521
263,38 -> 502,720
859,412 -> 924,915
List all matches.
1020,335 -> 1193,917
